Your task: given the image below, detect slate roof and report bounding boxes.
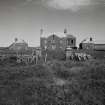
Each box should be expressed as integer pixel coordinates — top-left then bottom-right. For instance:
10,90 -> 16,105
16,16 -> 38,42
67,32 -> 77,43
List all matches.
41,32 -> 76,38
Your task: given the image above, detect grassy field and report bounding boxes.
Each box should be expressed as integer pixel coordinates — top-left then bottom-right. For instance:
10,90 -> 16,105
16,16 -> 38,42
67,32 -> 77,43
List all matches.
0,59 -> 105,105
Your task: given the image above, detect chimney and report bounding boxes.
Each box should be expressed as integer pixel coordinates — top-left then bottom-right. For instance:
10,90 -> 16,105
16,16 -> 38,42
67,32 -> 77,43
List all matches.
64,28 -> 67,34
40,28 -> 43,37
14,38 -> 18,43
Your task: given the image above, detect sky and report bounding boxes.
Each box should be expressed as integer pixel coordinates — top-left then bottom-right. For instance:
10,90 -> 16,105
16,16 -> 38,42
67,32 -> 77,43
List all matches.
0,0 -> 105,47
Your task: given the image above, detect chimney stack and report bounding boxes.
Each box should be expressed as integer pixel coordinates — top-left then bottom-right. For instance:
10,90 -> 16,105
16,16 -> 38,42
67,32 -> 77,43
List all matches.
14,38 -> 18,43
64,28 -> 67,34
40,28 -> 43,37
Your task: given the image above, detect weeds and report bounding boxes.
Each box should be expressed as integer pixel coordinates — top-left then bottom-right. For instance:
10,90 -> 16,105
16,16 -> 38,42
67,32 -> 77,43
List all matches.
0,59 -> 105,105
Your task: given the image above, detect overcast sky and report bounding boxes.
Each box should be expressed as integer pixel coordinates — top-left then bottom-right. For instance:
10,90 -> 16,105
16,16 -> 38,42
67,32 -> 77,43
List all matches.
0,0 -> 105,47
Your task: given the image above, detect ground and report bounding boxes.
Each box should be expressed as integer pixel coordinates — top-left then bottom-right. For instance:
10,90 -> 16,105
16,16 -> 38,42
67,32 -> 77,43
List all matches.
0,59 -> 105,105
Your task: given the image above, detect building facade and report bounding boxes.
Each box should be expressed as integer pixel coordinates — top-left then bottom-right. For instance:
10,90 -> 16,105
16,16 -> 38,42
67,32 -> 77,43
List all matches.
79,37 -> 94,50
40,31 -> 76,51
79,37 -> 105,51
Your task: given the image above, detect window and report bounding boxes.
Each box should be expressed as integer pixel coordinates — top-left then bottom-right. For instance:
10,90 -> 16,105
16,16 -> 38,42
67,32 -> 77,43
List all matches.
51,40 -> 55,43
44,40 -> 47,44
52,45 -> 56,50
67,39 -> 71,46
67,39 -> 74,46
71,40 -> 74,44
44,45 -> 47,50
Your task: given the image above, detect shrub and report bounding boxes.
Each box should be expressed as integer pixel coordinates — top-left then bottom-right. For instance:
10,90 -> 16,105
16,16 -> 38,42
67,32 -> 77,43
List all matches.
0,59 -> 105,105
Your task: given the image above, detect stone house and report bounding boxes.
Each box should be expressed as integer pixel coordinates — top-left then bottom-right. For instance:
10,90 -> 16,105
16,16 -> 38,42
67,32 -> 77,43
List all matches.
79,37 -> 94,50
79,37 -> 105,51
40,30 -> 76,51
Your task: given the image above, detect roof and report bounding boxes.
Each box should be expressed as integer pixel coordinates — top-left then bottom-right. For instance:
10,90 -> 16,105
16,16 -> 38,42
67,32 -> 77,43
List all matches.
82,37 -> 94,44
9,39 -> 28,48
81,38 -> 105,45
15,39 -> 27,44
41,32 -> 65,38
9,43 -> 28,49
66,34 -> 76,38
41,32 -> 75,38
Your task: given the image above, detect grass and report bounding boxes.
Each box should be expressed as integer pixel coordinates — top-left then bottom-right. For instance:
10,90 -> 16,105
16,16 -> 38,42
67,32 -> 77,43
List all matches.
0,59 -> 105,105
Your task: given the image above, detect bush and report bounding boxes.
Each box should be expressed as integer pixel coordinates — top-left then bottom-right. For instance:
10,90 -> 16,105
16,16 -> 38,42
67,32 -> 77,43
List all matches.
42,49 -> 66,61
0,59 -> 105,105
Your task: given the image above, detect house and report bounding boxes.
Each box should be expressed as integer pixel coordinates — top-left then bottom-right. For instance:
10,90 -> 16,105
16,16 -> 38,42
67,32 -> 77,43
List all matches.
9,38 -> 28,51
40,29 -> 76,51
79,37 -> 105,51
79,37 -> 94,50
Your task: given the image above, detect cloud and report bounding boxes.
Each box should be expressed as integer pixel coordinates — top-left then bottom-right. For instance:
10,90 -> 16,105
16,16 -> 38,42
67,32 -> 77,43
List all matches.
42,0 -> 105,11
22,0 -> 34,6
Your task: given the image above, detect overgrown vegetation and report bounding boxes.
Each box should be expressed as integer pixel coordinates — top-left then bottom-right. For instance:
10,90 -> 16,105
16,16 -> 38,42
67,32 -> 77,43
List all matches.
0,59 -> 105,105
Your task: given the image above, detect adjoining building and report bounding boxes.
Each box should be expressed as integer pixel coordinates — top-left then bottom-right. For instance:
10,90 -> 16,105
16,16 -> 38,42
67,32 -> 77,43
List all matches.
79,37 -> 94,50
40,29 -> 76,51
9,38 -> 28,51
79,37 -> 105,51
8,38 -> 42,57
